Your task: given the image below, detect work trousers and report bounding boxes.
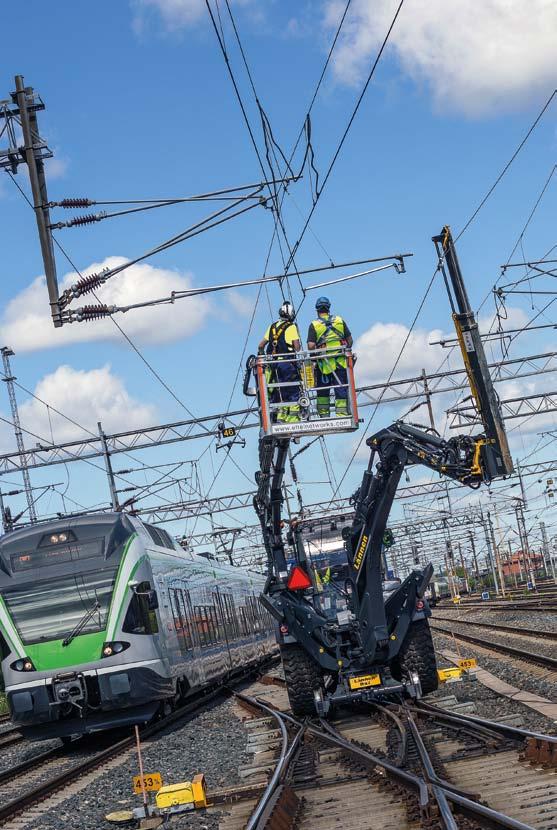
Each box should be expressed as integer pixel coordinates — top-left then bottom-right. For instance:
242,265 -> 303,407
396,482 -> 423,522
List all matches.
272,360 -> 300,422
316,363 -> 348,417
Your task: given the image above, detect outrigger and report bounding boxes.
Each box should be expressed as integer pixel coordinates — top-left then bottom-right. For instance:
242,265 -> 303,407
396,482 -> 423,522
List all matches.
244,227 -> 513,716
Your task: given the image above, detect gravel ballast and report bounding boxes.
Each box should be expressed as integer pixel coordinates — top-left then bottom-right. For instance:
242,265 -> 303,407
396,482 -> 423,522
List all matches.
30,697 -> 250,830
433,604 -> 557,634
432,629 -> 557,732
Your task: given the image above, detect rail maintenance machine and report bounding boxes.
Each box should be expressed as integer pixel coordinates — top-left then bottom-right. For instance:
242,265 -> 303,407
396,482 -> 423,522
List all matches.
244,228 -> 513,716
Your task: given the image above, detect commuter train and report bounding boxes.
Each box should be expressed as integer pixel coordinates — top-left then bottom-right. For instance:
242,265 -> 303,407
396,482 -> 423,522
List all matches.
0,513 -> 275,740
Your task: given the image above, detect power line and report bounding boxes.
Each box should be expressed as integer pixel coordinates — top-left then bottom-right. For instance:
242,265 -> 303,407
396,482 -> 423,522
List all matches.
284,0 -> 406,277
455,90 -> 557,244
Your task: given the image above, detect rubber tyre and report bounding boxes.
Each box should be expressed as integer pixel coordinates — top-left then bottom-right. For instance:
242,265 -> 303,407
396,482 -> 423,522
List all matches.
392,618 -> 438,695
280,643 -> 323,717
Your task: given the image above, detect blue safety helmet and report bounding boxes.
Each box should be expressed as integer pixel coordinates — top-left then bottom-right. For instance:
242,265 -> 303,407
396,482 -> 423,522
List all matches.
315,296 -> 331,312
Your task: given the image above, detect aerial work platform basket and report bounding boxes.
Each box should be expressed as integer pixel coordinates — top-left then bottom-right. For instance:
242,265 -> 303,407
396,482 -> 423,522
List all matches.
252,347 -> 359,438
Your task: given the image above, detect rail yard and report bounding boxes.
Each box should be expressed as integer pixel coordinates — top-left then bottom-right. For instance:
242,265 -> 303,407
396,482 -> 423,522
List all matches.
2,2 -> 557,829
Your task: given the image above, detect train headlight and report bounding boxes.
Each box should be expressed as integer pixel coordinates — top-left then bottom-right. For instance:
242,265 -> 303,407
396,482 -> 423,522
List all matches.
101,641 -> 130,658
11,657 -> 35,672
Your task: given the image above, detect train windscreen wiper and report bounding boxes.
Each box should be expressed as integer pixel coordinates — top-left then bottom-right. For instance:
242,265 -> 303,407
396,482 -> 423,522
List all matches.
62,600 -> 101,647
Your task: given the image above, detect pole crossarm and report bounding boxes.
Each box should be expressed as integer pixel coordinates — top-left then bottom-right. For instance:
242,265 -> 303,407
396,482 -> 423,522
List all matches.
2,350 -> 555,475
0,408 -> 259,474
448,390 -> 557,428
357,350 -> 557,407
131,490 -> 255,523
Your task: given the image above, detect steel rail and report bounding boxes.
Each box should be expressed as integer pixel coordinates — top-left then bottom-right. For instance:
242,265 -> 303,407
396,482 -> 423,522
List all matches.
241,695 -> 537,830
431,623 -> 557,670
412,700 -> 557,746
433,615 -> 557,641
405,713 -> 459,830
0,657 -> 277,826
238,693 -> 300,830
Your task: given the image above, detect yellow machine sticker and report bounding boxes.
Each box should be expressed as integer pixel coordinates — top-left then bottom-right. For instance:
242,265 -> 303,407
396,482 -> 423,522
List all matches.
353,534 -> 368,570
133,772 -> 163,794
437,667 -> 462,682
349,673 -> 381,690
457,658 -> 477,670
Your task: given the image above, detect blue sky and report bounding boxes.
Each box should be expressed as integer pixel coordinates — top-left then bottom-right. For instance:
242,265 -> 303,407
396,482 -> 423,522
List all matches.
1,0 -> 557,567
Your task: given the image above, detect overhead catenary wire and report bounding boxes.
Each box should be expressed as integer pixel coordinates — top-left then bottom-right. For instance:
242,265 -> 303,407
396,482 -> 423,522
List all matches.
7,171 -> 219,461
283,0 -> 407,280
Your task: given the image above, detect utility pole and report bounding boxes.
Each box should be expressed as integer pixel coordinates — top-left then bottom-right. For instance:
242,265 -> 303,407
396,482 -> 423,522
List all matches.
1,348 -> 36,523
514,499 -> 536,589
540,521 -> 556,583
98,422 -> 119,511
13,76 -> 61,327
458,542 -> 470,593
507,539 -> 518,588
445,540 -> 458,598
481,511 -> 500,595
421,368 -> 436,431
468,529 -> 480,578
488,506 -> 506,596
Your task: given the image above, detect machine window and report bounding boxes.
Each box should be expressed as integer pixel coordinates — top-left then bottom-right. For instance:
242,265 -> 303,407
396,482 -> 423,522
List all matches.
122,581 -> 159,635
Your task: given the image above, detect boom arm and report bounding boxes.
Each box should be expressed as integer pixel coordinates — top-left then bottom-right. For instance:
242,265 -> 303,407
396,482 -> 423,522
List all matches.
255,227 -> 514,685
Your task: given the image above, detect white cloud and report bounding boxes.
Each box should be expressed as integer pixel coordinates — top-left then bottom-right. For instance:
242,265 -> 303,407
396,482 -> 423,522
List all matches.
133,0 -> 259,31
228,290 -> 256,317
0,256 -> 211,353
324,0 -> 557,115
45,155 -> 69,180
354,322 -> 448,384
15,364 -> 158,448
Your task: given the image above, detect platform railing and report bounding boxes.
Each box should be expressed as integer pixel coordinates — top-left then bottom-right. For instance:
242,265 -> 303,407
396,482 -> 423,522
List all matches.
255,347 -> 359,437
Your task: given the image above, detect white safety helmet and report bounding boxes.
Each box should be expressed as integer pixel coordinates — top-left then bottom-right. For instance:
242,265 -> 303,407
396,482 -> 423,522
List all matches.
279,301 -> 295,322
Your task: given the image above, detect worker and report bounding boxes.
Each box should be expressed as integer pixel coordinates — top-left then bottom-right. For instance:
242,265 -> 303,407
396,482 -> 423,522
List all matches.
258,301 -> 301,423
307,297 -> 353,418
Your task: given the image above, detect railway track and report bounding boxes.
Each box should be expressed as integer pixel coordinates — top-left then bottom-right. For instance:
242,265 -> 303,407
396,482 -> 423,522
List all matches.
430,623 -> 557,672
221,678 -> 557,829
0,657 -> 277,828
437,600 -> 557,613
433,615 -> 557,641
0,727 -> 23,750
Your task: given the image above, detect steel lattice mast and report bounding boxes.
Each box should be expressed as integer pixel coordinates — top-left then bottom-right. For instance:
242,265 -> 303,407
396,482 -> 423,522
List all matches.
1,348 -> 36,522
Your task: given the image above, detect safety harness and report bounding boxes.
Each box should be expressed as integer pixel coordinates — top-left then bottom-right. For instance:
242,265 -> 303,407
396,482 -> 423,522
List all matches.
315,315 -> 345,348
266,320 -> 294,356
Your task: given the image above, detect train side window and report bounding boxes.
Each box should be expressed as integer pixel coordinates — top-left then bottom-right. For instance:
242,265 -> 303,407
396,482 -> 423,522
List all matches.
220,593 -> 240,639
170,589 -> 187,652
159,529 -> 176,549
194,605 -> 219,647
144,524 -> 174,549
123,581 -> 159,635
180,590 -> 196,649
239,607 -> 250,636
246,595 -> 262,633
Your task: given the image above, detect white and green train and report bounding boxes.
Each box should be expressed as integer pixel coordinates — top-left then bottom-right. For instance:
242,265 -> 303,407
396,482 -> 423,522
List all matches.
0,512 -> 275,740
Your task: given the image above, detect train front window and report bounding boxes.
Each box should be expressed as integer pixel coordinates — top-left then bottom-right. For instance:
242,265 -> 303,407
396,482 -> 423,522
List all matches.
3,570 -> 117,645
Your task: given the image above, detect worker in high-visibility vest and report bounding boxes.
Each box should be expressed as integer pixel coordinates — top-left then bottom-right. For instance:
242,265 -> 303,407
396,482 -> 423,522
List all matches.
307,297 -> 353,417
258,301 -> 301,423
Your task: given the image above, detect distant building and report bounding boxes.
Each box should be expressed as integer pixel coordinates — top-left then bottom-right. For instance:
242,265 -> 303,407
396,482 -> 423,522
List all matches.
501,550 -> 545,577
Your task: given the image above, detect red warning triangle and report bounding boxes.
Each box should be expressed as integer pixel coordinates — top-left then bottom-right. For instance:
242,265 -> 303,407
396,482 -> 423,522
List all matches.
287,565 -> 312,590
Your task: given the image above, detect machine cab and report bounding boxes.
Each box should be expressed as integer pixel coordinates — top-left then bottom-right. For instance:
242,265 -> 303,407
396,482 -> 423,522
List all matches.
248,346 -> 359,438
